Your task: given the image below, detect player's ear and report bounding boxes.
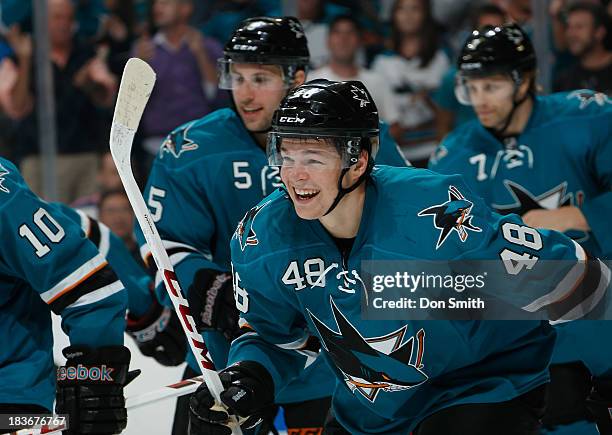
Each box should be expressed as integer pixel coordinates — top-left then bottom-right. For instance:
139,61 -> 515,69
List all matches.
292,69 -> 306,87
352,150 -> 369,177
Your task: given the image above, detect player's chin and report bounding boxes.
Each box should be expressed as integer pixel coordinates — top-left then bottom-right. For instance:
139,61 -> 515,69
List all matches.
292,198 -> 326,220
477,115 -> 497,128
294,207 -> 325,220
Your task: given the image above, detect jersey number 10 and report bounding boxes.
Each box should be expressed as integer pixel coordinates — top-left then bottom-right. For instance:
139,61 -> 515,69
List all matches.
19,207 -> 66,258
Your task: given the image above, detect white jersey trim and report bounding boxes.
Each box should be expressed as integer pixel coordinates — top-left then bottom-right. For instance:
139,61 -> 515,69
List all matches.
65,280 -> 125,309
522,241 -> 587,312
41,253 -> 107,304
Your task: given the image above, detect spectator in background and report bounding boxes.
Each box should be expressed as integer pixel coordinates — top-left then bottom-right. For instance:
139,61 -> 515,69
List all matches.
371,0 -> 449,166
0,0 -> 117,203
72,151 -> 124,219
296,0 -> 330,69
133,0 -> 223,165
433,4 -> 507,140
554,2 -> 612,95
198,0 -> 281,46
99,188 -> 142,265
494,0 -> 532,29
310,14 -> 399,126
97,0 -> 139,76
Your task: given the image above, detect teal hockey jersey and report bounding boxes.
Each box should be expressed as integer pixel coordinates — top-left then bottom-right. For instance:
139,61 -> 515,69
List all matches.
0,158 -> 126,411
53,203 -> 152,317
229,166 -> 611,434
429,91 -> 612,378
137,108 -> 407,403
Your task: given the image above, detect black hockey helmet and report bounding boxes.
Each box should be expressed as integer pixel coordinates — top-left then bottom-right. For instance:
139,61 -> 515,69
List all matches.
219,16 -> 310,89
268,79 -> 380,215
455,23 -> 536,109
458,23 -> 536,78
268,79 -> 379,168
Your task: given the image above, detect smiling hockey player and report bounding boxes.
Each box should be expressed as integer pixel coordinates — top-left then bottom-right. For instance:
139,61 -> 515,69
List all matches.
187,79 -> 611,435
136,15 -> 408,434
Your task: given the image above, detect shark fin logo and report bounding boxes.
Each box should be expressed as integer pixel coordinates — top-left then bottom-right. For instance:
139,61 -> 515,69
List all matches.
418,185 -> 482,249
350,85 -> 371,107
0,163 -> 9,193
493,180 -> 572,215
160,121 -> 199,159
567,90 -> 611,109
288,19 -> 305,39
234,200 -> 271,251
308,298 -> 427,402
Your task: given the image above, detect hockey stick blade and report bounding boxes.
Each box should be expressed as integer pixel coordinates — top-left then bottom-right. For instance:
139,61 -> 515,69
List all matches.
109,58 -> 241,434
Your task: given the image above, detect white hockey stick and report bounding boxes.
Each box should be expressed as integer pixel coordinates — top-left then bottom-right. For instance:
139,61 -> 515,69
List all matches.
108,57 -> 241,434
13,376 -> 206,435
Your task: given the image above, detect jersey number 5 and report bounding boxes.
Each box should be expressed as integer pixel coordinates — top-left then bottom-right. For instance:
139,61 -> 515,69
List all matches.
19,207 -> 66,258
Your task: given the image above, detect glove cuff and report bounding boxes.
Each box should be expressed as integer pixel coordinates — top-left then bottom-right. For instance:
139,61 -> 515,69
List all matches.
59,345 -> 132,385
222,360 -> 275,402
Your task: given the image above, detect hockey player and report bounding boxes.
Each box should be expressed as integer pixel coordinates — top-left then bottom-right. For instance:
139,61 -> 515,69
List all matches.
0,157 -> 136,434
135,15 -> 406,434
429,23 -> 612,434
188,79 -> 611,435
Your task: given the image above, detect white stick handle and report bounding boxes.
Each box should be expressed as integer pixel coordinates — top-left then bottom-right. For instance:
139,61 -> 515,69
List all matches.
108,58 -> 241,434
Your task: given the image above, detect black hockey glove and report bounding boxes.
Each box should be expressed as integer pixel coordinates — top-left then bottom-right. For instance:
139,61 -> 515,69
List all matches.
188,361 -> 276,435
56,345 -> 140,435
586,377 -> 612,435
188,269 -> 240,341
126,292 -> 186,366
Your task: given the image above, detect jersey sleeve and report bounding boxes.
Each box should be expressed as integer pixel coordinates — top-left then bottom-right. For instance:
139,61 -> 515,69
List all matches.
62,206 -> 153,318
228,243 -> 309,393
137,151 -> 224,306
580,107 -> 612,256
428,173 -> 611,322
0,162 -> 126,346
376,121 -> 411,167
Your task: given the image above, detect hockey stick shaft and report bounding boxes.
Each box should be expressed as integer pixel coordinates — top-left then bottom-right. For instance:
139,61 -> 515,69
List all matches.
108,58 -> 241,434
13,376 -> 205,435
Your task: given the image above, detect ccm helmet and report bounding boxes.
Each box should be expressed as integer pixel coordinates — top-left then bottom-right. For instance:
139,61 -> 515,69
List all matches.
219,16 -> 310,90
268,79 -> 379,214
456,23 -> 536,105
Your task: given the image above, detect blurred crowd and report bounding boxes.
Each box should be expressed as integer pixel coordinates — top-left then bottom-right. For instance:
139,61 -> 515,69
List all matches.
0,0 -> 610,253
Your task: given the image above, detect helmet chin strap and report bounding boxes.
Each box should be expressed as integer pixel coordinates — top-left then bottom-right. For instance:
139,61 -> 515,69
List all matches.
323,168 -> 368,216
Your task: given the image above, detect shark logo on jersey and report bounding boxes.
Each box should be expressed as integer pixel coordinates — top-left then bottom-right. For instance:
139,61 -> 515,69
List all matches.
308,298 -> 427,402
418,185 -> 482,249
493,180 -> 572,215
351,85 -> 371,107
160,121 -> 199,159
0,163 -> 10,193
567,90 -> 612,109
234,200 -> 271,251
493,180 -> 589,242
